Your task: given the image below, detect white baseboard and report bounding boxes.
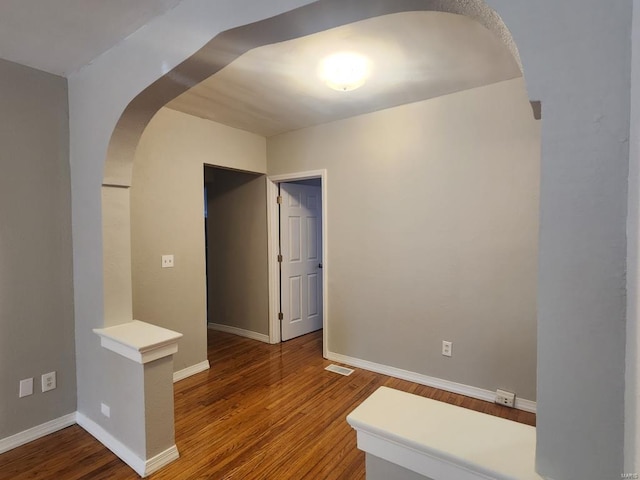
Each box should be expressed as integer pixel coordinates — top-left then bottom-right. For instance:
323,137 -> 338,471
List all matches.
76,411 -> 179,477
145,444 -> 180,476
513,396 -> 537,413
208,322 -> 270,343
327,351 -> 537,414
173,360 -> 210,383
2,412 -> 178,477
76,411 -> 146,477
0,412 -> 77,454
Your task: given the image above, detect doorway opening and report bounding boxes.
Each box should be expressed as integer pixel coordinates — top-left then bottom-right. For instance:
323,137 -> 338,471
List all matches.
204,165 -> 271,343
267,170 -> 328,357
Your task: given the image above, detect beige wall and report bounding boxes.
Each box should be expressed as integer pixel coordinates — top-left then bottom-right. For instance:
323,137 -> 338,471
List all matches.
268,77 -> 540,400
66,1 -> 633,476
131,107 -> 266,372
144,356 -> 175,457
366,455 -> 431,480
132,78 -> 539,400
206,168 -> 269,335
0,59 -> 76,439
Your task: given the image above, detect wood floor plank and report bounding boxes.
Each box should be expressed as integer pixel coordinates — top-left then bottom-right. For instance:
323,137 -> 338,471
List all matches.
0,329 -> 535,479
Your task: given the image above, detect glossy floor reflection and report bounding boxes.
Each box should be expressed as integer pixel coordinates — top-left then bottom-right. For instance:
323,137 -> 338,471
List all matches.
0,329 -> 535,479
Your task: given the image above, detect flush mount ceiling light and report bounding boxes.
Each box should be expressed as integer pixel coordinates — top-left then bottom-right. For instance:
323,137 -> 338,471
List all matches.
318,51 -> 371,92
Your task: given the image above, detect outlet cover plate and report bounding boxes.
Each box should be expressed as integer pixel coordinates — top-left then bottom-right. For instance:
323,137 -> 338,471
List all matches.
42,371 -> 56,392
161,254 -> 174,268
495,389 -> 516,408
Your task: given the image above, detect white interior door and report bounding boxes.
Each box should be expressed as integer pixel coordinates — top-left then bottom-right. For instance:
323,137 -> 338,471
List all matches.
280,182 -> 323,341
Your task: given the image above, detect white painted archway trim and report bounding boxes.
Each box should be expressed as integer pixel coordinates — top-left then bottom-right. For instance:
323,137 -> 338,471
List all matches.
267,169 -> 329,358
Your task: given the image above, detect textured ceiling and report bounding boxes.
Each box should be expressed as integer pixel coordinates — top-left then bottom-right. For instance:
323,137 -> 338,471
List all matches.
0,0 -> 182,76
166,11 -> 522,137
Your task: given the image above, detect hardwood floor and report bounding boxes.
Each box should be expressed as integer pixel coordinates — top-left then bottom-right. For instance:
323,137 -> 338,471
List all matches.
0,329 -> 535,479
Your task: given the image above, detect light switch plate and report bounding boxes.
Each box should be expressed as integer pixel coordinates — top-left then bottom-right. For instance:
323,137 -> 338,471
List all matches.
19,378 -> 33,398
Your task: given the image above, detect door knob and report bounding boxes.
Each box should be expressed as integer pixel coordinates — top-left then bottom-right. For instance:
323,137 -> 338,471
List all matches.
318,263 -> 323,269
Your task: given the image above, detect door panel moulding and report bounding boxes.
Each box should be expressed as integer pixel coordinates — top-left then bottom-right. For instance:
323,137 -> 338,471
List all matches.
267,170 -> 328,358
279,182 -> 323,341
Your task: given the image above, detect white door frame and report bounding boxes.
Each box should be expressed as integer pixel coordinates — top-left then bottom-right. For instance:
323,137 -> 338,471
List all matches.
266,169 -> 328,358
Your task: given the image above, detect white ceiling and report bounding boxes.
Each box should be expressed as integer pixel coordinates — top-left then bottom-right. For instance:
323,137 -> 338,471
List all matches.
0,0 -> 182,76
166,11 -> 522,137
0,5 -> 521,136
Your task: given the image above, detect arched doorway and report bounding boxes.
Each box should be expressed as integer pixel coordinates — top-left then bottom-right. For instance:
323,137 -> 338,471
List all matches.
69,1 -> 631,478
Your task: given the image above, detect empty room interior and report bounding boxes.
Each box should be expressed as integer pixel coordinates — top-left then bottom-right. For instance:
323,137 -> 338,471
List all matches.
0,1 -> 637,480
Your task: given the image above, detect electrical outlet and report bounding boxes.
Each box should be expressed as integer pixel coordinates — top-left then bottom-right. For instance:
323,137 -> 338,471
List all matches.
19,378 -> 33,398
41,371 -> 56,392
495,389 -> 516,408
442,340 -> 452,357
161,254 -> 174,268
101,403 -> 111,418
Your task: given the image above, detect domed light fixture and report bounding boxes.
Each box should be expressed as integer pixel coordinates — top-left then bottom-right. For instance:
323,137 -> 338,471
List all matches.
318,51 -> 371,92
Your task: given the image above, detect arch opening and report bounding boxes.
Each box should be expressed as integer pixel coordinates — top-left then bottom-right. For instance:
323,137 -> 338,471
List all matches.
100,0 -> 541,476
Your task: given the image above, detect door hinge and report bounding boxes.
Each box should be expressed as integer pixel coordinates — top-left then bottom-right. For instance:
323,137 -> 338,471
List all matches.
278,312 -> 284,320
277,254 -> 283,263
277,195 -> 282,204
